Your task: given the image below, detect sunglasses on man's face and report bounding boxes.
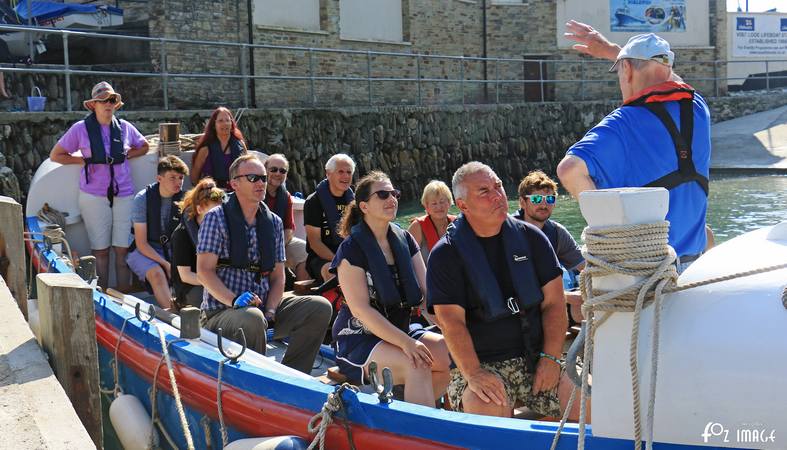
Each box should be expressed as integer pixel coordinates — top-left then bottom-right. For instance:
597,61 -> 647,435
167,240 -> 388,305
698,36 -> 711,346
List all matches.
96,97 -> 118,104
527,194 -> 556,205
233,173 -> 267,183
268,166 -> 287,174
368,189 -> 401,201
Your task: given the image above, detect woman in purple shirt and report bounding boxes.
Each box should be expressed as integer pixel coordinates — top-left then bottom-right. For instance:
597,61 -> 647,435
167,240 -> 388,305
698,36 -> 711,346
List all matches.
49,82 -> 149,291
190,107 -> 247,190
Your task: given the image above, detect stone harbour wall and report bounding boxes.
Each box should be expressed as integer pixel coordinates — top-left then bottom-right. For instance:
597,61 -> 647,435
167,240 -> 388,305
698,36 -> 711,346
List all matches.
3,92 -> 785,207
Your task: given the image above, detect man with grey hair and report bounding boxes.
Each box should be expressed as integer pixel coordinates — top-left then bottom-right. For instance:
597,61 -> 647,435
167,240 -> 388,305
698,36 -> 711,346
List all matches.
557,20 -> 710,272
427,161 -> 582,419
303,153 -> 356,281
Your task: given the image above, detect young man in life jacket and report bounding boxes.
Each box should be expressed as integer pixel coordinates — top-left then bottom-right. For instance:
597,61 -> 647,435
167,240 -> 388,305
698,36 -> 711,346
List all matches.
126,156 -> 188,308
427,162 -> 584,419
558,22 -> 710,273
514,170 -> 585,323
196,154 -> 332,374
303,153 -> 355,282
263,154 -> 308,280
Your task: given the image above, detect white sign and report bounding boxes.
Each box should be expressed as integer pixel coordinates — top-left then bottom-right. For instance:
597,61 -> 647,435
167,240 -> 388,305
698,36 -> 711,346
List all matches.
732,14 -> 787,57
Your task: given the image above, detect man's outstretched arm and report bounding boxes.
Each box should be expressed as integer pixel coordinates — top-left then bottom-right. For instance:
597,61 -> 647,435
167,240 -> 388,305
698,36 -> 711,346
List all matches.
557,155 -> 596,199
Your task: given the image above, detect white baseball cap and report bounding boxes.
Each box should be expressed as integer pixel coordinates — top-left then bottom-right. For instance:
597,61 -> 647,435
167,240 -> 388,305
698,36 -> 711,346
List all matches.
609,33 -> 675,72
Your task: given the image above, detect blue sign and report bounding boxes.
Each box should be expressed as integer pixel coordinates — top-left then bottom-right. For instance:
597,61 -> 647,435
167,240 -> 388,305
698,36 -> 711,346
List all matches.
781,18 -> 787,32
610,0 -> 686,32
736,17 -> 755,31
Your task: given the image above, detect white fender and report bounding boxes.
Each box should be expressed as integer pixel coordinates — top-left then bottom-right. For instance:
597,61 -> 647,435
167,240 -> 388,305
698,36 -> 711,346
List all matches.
27,298 -> 40,342
109,394 -> 159,450
225,436 -> 308,450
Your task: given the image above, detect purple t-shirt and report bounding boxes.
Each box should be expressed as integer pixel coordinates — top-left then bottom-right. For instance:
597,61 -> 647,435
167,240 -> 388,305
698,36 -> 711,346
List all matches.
57,119 -> 147,198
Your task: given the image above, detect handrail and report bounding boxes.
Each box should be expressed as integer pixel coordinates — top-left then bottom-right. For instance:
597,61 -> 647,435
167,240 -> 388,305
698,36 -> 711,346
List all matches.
0,23 -> 785,110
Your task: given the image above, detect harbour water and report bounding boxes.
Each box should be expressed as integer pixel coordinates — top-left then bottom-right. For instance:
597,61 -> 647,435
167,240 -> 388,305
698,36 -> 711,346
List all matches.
396,174 -> 787,244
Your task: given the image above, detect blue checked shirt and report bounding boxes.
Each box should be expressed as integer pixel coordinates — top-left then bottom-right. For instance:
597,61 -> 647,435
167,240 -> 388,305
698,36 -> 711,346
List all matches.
197,204 -> 286,311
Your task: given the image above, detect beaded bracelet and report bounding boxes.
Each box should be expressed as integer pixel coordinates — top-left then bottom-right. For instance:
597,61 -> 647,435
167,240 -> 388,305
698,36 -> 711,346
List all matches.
539,352 -> 565,367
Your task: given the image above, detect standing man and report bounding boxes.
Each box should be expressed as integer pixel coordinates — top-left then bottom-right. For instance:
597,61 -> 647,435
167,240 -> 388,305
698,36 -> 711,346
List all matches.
49,82 -> 149,291
515,170 -> 584,323
197,154 -> 332,373
557,22 -> 710,272
428,162 -> 581,419
126,156 -> 188,308
303,153 -> 355,282
264,153 -> 308,280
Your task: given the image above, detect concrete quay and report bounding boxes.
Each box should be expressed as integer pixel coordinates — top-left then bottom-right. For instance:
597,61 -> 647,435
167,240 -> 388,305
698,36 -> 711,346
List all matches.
711,105 -> 787,171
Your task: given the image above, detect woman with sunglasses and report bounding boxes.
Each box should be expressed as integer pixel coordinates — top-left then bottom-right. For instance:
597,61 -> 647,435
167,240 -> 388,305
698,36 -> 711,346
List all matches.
169,177 -> 226,309
49,81 -> 150,292
407,180 -> 457,262
191,107 -> 247,190
331,171 -> 450,407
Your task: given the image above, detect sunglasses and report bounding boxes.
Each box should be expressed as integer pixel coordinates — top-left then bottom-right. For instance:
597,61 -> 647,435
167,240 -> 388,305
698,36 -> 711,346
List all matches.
527,194 -> 556,205
268,166 -> 288,174
233,173 -> 267,183
368,189 -> 401,201
96,97 -> 118,104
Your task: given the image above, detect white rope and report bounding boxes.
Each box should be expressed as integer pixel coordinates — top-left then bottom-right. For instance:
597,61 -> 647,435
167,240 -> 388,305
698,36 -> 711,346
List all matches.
99,316 -> 131,397
152,327 -> 194,450
575,221 -> 677,450
307,384 -> 358,450
217,358 -> 231,449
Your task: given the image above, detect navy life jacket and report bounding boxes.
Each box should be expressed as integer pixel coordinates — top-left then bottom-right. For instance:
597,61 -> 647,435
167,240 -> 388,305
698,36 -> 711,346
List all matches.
219,192 -> 275,280
129,183 -> 183,259
350,221 -> 422,310
315,179 -> 354,249
207,137 -> 245,186
514,209 -> 559,252
180,206 -> 200,246
447,215 -> 545,370
266,184 -> 289,221
84,113 -> 125,207
623,81 -> 709,196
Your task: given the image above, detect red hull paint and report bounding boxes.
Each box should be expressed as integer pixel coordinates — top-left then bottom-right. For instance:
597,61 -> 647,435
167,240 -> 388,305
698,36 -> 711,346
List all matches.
95,318 -> 460,450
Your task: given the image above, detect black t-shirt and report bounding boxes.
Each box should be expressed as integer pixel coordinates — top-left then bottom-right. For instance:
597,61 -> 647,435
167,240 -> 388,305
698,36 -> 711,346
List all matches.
426,223 -> 562,362
303,190 -> 351,257
170,223 -> 197,299
330,231 -> 420,333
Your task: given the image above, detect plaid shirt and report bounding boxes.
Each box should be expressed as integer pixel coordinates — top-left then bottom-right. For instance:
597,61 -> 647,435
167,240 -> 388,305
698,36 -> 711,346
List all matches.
197,204 -> 286,311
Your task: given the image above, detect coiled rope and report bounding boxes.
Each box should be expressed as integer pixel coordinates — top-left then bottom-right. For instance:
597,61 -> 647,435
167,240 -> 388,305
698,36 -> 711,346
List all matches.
307,383 -> 358,450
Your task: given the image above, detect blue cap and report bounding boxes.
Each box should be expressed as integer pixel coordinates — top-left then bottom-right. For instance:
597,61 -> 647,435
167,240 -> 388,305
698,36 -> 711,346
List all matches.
609,33 -> 674,72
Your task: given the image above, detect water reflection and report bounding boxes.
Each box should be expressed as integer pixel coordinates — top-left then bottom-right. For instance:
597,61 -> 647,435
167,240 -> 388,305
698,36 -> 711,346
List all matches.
396,175 -> 787,244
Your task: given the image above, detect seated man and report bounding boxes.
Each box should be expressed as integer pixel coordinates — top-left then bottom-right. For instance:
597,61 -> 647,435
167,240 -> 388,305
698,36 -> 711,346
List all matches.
303,153 -> 355,282
197,154 -> 332,374
126,155 -> 188,308
514,170 -> 585,323
428,161 -> 583,419
264,153 -> 308,280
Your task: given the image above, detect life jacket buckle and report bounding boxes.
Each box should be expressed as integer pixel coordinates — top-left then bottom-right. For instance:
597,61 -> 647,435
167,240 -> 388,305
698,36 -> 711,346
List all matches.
507,297 -> 520,314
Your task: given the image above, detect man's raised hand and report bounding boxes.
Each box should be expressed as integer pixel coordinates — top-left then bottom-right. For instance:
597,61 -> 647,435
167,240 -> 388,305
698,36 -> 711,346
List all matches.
564,20 -> 621,62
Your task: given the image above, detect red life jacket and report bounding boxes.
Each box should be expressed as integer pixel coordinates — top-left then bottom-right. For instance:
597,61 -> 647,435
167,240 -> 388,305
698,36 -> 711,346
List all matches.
622,81 -> 709,196
415,214 -> 456,251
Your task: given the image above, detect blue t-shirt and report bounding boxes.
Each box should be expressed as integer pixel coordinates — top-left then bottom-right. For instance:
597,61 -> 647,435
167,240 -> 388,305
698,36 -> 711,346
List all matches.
567,93 -> 710,257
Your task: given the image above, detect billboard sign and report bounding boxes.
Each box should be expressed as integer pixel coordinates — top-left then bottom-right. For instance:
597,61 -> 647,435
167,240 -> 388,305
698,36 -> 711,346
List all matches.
610,0 -> 687,33
732,14 -> 787,57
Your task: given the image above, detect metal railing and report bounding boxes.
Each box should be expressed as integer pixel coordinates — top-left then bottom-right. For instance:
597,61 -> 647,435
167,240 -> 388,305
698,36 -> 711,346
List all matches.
1,23 -> 786,111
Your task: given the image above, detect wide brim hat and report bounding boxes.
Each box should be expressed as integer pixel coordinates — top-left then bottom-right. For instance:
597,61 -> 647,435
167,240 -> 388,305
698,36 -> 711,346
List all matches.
83,81 -> 124,110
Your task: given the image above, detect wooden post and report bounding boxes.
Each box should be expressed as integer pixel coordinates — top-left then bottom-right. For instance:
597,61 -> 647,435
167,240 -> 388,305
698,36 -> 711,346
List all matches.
36,272 -> 102,448
0,196 -> 27,318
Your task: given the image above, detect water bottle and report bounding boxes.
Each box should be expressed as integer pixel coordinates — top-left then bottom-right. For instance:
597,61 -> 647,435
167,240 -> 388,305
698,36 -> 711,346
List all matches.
233,291 -> 255,308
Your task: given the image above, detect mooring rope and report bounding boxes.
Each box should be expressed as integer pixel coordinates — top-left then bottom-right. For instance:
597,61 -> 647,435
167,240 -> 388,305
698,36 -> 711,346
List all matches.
217,357 -> 231,449
307,383 -> 359,450
150,328 -> 194,450
99,315 -> 131,397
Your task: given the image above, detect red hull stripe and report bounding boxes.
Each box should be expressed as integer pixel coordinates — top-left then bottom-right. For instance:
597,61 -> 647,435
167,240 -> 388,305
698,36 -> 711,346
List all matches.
95,318 -> 460,450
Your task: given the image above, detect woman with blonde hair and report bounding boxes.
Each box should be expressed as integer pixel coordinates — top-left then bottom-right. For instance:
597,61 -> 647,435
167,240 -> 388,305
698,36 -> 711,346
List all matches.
169,177 -> 226,309
407,180 -> 456,261
330,171 -> 450,407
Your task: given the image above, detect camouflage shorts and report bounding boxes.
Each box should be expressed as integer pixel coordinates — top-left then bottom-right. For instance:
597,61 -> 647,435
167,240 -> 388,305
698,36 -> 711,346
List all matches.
446,356 -> 561,417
